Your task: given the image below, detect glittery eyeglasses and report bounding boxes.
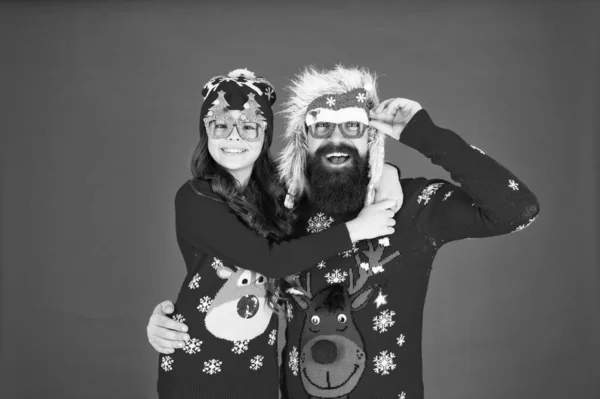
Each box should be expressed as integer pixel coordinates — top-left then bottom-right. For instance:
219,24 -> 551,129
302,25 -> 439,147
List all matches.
307,121 -> 369,139
206,118 -> 265,142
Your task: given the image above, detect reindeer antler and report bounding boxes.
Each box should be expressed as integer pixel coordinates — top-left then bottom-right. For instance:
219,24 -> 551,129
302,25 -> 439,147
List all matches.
362,240 -> 400,273
348,240 -> 401,295
348,254 -> 374,295
286,272 -> 313,299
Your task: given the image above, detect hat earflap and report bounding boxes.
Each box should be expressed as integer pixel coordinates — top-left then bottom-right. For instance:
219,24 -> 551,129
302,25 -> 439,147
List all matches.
280,127 -> 309,209
365,128 -> 386,206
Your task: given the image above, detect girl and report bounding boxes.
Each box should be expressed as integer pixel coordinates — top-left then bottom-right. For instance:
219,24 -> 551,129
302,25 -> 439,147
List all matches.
155,69 -> 397,399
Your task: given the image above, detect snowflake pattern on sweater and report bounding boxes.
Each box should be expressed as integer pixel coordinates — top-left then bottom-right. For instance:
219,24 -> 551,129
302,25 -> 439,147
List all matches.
307,213 -> 334,233
417,182 -> 443,205
373,309 -> 396,333
188,273 -> 201,289
250,355 -> 264,370
325,269 -> 348,284
232,340 -> 249,354
340,242 -> 359,257
183,338 -> 203,354
202,359 -> 222,375
373,350 -> 397,375
172,314 -> 186,323
161,356 -> 173,372
288,346 -> 299,376
197,296 -> 213,313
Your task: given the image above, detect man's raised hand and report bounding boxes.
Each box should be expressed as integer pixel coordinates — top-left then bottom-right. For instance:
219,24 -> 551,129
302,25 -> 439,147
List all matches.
369,98 -> 422,140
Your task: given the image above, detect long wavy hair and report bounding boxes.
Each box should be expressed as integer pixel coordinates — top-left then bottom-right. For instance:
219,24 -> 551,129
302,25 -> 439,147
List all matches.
190,123 -> 295,314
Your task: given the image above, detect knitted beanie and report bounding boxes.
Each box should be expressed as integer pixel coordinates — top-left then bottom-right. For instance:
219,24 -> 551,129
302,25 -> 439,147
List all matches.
200,68 -> 277,146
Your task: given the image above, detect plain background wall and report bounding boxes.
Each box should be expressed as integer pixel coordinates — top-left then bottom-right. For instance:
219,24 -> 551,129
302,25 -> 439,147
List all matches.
0,1 -> 598,398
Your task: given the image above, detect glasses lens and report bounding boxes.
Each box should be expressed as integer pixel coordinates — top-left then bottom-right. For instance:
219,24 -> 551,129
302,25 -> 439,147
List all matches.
340,121 -> 366,137
238,122 -> 260,140
309,122 -> 335,138
208,119 -> 232,138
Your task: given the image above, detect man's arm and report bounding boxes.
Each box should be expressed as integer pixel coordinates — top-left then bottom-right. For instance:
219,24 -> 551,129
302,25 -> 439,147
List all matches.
146,300 -> 189,354
371,102 -> 540,244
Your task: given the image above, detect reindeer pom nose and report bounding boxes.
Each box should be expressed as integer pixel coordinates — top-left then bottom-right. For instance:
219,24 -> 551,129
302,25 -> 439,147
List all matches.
311,340 -> 338,365
237,295 -> 259,319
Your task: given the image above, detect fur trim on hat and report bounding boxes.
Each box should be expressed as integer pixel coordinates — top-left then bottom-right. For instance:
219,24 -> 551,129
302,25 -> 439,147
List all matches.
278,64 -> 385,209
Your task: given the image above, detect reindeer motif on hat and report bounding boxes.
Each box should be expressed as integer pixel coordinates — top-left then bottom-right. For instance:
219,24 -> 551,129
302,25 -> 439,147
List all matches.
289,240 -> 400,399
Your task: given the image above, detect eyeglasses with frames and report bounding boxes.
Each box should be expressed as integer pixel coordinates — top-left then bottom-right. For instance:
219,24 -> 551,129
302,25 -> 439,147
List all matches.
307,121 -> 369,139
206,118 -> 264,142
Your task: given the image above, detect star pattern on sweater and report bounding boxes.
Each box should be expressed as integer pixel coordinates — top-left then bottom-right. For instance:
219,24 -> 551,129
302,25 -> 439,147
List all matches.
374,290 -> 388,308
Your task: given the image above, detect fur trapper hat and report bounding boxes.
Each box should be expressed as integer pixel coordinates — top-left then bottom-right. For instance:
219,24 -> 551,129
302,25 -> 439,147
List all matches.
278,65 -> 384,208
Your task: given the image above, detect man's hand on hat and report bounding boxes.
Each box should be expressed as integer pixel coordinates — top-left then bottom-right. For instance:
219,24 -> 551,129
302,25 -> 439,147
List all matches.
369,98 -> 422,140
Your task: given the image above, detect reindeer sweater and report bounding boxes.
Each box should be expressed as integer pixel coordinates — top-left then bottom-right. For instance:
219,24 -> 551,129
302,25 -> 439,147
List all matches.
282,109 -> 540,399
156,180 -> 354,399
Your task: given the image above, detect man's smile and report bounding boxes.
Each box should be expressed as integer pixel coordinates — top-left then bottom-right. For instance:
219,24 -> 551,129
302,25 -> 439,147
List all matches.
324,152 -> 351,166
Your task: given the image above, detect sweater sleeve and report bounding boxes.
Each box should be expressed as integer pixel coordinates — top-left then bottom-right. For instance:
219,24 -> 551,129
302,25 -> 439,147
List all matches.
174,182 -> 354,278
396,109 -> 540,244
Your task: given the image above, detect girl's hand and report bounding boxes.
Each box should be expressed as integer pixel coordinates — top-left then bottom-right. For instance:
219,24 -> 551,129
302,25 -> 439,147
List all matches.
346,199 -> 397,242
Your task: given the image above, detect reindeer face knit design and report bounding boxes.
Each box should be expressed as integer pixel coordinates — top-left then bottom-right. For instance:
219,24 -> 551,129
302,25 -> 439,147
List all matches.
284,200 -> 432,399
157,252 -> 280,399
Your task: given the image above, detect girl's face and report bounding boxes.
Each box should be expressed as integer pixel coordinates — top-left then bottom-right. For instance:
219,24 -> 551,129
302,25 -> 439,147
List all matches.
207,110 -> 265,181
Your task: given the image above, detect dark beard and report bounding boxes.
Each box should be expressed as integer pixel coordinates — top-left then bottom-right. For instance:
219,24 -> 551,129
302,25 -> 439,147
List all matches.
306,143 -> 369,215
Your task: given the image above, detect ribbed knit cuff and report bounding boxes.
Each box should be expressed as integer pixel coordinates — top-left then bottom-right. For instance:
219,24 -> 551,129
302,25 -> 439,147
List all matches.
158,372 -> 278,399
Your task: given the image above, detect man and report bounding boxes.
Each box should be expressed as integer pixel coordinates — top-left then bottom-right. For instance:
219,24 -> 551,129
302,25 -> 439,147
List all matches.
147,65 -> 539,398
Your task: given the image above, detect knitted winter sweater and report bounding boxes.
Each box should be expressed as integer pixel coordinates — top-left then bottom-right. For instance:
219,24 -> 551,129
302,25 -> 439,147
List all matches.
157,180 -> 353,399
282,109 -> 540,399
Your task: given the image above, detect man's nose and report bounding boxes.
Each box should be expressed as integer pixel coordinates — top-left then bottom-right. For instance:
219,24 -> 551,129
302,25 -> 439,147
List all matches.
327,124 -> 345,143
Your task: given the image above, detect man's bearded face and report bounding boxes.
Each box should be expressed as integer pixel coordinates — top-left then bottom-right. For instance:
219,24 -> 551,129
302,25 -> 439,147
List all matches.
306,133 -> 370,214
